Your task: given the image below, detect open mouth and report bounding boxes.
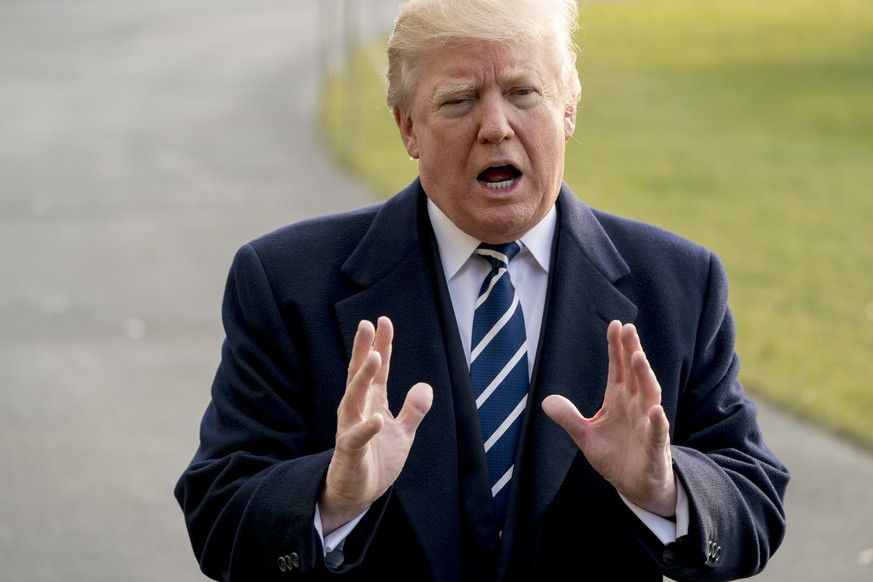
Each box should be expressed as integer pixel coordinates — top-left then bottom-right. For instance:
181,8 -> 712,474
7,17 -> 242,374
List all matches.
477,164 -> 521,190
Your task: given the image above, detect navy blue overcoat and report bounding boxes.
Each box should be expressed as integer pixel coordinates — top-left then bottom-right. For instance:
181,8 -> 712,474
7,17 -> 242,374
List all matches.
175,180 -> 788,581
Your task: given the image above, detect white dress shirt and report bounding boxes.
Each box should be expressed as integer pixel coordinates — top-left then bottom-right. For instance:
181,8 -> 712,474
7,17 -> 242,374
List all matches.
427,199 -> 689,546
427,198 -> 554,374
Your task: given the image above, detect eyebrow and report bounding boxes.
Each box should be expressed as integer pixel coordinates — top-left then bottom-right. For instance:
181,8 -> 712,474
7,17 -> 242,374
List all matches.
431,67 -> 544,104
432,81 -> 477,104
498,66 -> 544,87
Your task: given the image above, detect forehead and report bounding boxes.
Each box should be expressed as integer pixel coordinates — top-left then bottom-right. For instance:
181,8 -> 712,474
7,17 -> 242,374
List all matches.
417,39 -> 560,92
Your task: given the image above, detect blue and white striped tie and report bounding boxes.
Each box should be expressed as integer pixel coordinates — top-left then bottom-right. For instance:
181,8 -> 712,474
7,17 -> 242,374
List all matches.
470,241 -> 529,529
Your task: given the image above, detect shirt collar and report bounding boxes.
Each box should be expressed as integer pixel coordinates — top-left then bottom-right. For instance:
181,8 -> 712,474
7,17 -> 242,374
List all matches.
427,198 -> 556,280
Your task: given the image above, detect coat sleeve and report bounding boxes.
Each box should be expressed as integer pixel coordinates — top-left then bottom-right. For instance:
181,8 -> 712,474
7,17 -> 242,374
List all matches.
173,243 -> 338,581
655,251 -> 790,581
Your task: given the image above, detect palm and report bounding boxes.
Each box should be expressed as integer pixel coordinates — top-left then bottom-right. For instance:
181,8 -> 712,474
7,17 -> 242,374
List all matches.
543,321 -> 676,517
321,317 -> 432,533
353,377 -> 419,497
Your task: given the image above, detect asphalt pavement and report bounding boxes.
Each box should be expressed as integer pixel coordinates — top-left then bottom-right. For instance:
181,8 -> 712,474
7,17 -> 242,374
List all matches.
1,1 -> 871,581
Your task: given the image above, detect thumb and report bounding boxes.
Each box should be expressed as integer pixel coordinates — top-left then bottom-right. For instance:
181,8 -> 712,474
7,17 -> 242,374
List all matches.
397,382 -> 433,433
542,394 -> 589,443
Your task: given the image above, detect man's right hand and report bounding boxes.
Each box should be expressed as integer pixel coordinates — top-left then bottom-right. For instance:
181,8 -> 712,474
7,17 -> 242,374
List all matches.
319,316 -> 433,534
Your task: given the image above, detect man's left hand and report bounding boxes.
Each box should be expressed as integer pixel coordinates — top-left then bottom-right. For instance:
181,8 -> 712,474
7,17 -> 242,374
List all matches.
542,320 -> 677,517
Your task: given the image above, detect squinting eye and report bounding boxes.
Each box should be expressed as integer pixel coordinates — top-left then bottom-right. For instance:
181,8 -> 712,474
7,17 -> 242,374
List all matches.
439,98 -> 474,116
448,93 -> 478,103
509,88 -> 540,107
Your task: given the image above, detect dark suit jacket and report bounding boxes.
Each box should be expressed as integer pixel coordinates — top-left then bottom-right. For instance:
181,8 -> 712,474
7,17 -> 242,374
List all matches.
175,180 -> 788,581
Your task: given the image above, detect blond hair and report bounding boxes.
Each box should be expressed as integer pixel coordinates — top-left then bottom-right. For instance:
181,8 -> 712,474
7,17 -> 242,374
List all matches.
386,0 -> 581,113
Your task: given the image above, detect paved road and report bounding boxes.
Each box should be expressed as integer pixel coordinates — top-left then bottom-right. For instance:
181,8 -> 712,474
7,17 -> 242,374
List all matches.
1,1 -> 870,581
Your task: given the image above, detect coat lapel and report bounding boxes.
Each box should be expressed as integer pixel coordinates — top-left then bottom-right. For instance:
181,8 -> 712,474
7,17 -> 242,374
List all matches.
499,185 -> 639,573
334,181 -> 464,579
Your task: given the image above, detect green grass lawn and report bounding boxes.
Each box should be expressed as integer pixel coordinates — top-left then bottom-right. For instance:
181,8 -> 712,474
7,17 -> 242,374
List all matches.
322,0 -> 873,448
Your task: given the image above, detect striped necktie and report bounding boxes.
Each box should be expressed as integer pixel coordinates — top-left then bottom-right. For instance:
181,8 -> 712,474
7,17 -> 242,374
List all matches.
469,241 -> 529,529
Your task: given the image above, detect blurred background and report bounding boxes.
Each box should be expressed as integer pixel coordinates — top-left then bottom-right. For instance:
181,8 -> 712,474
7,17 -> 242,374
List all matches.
1,1 -> 870,581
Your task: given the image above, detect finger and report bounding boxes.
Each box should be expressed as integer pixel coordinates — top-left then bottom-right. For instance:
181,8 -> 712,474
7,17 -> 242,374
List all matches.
631,349 -> 662,410
347,320 -> 376,385
620,322 -> 642,353
620,323 -> 643,394
341,350 -> 382,422
647,404 -> 671,449
340,412 -> 386,451
606,320 -> 624,387
542,394 -> 589,445
395,382 -> 434,433
372,316 -> 394,387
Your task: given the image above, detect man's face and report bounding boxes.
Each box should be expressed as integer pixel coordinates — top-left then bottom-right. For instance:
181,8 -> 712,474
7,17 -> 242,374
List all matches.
394,39 -> 576,243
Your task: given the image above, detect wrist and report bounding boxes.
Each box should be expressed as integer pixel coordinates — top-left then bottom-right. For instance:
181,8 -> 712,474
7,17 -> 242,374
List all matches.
625,477 -> 678,519
318,484 -> 370,535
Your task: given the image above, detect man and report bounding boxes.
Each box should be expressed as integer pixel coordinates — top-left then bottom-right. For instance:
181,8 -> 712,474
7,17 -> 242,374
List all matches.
175,0 -> 789,580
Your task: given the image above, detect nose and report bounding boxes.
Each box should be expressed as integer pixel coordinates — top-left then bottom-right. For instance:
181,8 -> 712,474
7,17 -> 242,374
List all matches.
477,93 -> 514,144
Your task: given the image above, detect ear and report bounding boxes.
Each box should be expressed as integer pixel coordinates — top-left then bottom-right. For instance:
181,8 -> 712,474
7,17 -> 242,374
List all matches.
563,99 -> 577,141
393,107 -> 420,159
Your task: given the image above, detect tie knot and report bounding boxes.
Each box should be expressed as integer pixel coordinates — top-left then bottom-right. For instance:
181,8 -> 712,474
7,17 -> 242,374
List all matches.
475,241 -> 522,269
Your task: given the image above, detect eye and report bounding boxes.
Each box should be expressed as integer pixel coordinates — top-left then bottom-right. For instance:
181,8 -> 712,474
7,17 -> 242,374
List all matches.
509,87 -> 540,107
438,96 -> 475,117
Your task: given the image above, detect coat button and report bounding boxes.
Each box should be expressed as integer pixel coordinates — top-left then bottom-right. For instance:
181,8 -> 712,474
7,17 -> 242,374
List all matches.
707,540 -> 722,562
278,553 -> 300,573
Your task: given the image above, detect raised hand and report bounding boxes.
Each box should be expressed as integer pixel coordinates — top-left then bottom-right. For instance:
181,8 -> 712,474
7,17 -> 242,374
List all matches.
542,320 -> 676,517
319,316 -> 433,534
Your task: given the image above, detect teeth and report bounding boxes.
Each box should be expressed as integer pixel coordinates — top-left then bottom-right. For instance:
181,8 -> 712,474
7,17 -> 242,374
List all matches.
485,179 -> 514,190
480,164 -> 515,190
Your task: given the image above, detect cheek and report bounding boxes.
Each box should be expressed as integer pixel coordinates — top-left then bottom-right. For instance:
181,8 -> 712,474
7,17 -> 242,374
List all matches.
532,122 -> 567,164
424,141 -> 467,180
